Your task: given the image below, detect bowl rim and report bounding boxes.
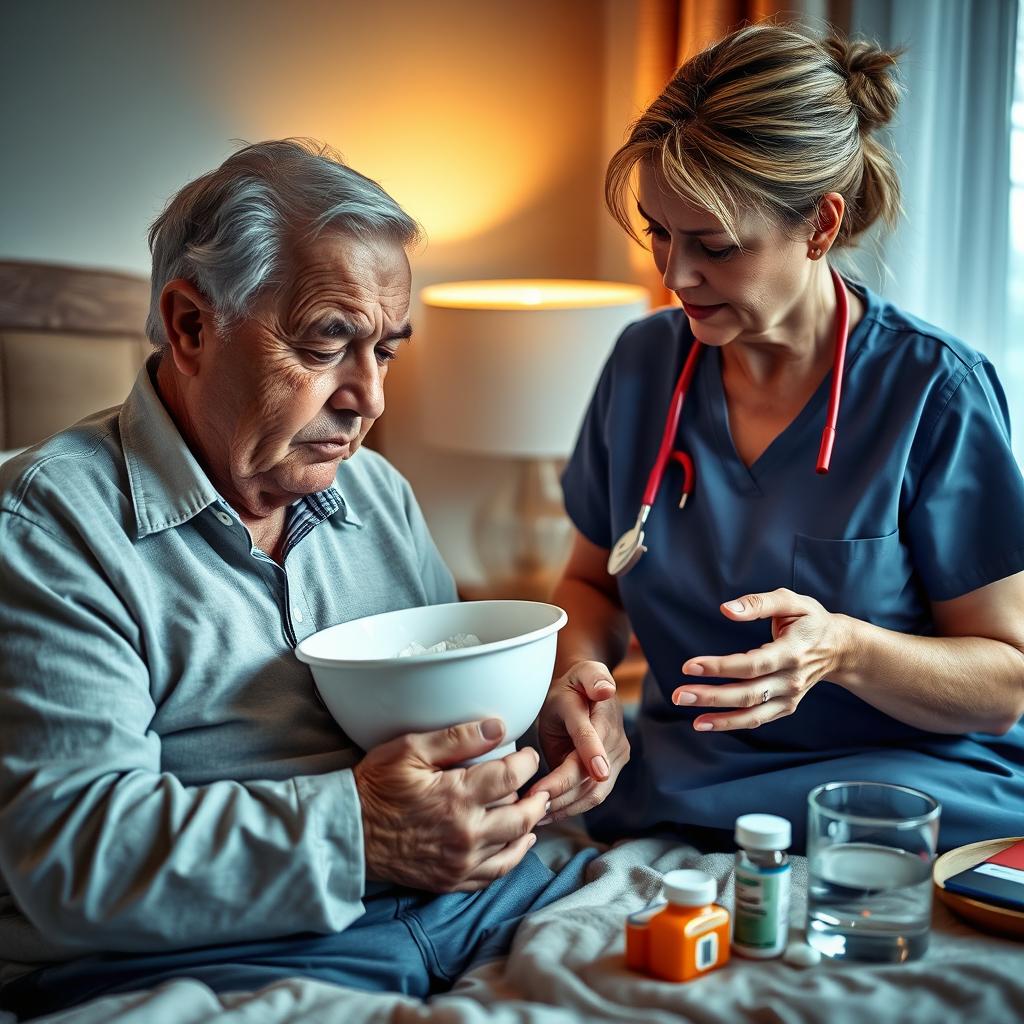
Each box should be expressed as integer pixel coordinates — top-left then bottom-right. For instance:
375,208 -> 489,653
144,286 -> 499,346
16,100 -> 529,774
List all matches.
295,599 -> 568,668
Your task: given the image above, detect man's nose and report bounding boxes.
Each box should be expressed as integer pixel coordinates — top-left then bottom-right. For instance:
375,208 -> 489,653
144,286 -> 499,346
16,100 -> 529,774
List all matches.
662,241 -> 702,292
330,350 -> 385,420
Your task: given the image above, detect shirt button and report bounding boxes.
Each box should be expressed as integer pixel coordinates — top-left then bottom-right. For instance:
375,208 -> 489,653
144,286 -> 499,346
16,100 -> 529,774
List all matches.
214,511 -> 233,526
292,606 -> 304,623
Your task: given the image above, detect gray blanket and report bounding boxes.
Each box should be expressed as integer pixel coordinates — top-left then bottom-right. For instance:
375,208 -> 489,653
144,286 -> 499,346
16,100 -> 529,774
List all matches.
11,831 -> 1022,1024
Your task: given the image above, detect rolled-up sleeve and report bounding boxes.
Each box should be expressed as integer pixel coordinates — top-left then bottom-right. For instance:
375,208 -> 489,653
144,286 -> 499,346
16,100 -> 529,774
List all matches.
0,509 -> 367,954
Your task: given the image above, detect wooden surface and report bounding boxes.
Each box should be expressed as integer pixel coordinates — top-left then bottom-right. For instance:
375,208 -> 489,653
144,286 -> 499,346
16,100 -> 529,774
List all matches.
933,836 -> 1024,939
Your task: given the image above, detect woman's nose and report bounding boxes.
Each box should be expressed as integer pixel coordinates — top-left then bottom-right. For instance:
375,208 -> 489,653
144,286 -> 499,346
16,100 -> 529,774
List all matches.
661,241 -> 702,292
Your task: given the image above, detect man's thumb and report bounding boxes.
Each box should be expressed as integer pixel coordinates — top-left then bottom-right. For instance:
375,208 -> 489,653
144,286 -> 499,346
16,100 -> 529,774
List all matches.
415,718 -> 506,768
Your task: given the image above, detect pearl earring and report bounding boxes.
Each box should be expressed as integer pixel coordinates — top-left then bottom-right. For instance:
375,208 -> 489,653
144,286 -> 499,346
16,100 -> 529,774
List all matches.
809,246 -> 823,259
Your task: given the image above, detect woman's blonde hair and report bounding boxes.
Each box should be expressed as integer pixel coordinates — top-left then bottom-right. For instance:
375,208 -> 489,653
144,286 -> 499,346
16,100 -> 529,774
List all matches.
606,23 -> 903,248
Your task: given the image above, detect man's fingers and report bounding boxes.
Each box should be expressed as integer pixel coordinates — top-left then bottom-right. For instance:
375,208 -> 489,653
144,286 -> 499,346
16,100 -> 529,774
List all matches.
482,789 -> 550,844
463,746 -> 539,805
457,831 -> 538,890
407,718 -> 506,769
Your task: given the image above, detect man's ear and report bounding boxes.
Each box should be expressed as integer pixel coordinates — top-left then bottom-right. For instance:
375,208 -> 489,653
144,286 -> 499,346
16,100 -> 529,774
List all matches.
808,192 -> 847,258
160,280 -> 216,377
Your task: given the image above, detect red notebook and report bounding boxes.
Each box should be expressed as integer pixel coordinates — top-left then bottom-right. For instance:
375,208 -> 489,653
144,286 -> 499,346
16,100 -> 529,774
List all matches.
943,839 -> 1024,912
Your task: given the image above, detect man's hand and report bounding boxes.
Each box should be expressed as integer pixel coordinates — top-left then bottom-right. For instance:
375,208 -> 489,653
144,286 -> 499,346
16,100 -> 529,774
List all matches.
353,718 -> 550,893
527,661 -> 629,823
672,588 -> 848,731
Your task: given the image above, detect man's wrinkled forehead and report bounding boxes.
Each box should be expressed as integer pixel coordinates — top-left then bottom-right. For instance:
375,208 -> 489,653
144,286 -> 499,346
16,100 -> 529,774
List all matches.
275,229 -> 412,330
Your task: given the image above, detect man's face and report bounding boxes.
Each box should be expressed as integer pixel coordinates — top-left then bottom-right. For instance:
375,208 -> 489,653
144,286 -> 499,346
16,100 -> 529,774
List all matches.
184,231 -> 411,512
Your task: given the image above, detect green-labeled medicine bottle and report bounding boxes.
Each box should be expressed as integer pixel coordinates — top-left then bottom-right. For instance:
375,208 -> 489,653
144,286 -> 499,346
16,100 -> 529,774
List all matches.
732,813 -> 791,959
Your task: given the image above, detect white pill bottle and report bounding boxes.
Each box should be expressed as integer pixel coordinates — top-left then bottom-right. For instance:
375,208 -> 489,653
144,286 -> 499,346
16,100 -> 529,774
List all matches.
731,813 -> 792,958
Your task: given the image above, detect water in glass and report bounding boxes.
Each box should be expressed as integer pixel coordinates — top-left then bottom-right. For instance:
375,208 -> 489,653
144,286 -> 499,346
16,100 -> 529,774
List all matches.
807,842 -> 932,961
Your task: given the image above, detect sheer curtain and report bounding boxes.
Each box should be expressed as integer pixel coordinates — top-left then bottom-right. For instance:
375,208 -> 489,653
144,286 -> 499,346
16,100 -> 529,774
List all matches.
841,0 -> 1022,460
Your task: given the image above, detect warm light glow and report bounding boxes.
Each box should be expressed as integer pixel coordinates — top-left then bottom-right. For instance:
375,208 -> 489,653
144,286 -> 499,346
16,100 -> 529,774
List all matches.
421,279 -> 650,310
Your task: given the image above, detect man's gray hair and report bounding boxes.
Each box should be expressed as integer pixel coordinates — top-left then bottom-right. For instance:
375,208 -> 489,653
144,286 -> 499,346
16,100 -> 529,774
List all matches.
146,139 -> 420,345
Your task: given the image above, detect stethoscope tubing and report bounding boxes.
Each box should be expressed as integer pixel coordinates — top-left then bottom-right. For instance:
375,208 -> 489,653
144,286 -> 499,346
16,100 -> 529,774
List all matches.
641,338 -> 703,507
642,267 -> 849,508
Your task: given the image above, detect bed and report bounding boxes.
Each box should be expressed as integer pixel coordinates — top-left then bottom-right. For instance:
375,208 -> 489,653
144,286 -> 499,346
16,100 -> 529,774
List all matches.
7,826 -> 1021,1024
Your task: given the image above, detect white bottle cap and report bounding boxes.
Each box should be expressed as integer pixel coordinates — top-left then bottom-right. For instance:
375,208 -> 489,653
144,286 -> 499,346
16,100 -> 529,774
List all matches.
662,869 -> 717,907
735,813 -> 792,851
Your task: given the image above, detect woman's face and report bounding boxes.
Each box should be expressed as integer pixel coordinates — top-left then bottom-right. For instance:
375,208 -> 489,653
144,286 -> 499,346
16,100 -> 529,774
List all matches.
636,162 -> 815,347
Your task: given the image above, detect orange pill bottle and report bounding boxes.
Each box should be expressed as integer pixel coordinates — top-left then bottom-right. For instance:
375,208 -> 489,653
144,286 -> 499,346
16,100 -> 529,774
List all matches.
626,869 -> 730,982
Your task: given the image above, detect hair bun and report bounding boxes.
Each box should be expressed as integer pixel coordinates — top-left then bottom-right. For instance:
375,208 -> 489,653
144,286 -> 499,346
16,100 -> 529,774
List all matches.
823,36 -> 902,132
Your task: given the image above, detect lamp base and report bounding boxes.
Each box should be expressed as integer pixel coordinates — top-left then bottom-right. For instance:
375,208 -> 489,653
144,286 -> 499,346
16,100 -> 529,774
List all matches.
471,458 -> 571,602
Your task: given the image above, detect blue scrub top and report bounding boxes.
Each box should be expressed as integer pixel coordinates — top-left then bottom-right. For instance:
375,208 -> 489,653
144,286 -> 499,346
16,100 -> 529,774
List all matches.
562,282 -> 1024,852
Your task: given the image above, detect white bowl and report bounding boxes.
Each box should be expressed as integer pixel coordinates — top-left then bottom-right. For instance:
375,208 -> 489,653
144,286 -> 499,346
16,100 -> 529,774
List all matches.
295,600 -> 567,762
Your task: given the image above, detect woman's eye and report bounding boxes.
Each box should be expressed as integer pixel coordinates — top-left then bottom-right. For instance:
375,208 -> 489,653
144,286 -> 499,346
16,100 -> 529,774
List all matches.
701,244 -> 737,261
642,222 -> 670,241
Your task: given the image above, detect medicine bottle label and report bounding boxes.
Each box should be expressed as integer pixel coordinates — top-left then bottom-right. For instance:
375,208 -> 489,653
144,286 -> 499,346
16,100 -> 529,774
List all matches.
733,864 -> 790,951
695,931 -> 719,971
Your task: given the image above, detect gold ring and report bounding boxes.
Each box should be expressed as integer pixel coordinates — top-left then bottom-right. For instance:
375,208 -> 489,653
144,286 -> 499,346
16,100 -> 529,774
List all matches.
761,689 -> 770,704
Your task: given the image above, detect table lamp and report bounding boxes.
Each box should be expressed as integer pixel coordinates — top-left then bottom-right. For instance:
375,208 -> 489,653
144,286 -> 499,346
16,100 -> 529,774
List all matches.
419,279 -> 649,599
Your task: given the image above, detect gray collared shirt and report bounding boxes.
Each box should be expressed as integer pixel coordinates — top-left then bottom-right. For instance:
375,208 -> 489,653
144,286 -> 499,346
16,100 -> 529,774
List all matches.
0,358 -> 456,982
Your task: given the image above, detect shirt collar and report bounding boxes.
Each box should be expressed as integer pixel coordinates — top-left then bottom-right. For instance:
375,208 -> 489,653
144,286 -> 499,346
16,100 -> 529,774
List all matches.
119,355 -> 362,539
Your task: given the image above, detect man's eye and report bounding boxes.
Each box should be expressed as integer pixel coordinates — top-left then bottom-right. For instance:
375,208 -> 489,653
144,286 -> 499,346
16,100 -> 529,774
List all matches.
376,348 -> 399,365
304,349 -> 344,365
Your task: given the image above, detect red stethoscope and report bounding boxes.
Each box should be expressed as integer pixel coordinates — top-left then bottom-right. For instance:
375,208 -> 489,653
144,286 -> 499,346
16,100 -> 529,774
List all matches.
607,267 -> 850,576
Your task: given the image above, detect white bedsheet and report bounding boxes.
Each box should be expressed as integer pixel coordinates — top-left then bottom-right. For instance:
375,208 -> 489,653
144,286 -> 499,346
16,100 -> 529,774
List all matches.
11,830 -> 1022,1024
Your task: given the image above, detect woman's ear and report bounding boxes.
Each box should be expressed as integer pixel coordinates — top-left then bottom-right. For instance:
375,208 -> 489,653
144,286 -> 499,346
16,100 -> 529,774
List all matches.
160,280 -> 215,377
808,192 -> 846,259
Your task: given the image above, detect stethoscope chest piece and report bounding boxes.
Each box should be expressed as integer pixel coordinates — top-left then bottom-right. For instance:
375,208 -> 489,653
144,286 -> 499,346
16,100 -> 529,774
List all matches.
607,505 -> 651,576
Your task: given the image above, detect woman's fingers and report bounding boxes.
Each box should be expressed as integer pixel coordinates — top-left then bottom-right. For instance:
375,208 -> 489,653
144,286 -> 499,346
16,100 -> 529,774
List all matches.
671,673 -> 796,731
681,640 -> 797,680
691,696 -> 794,732
564,662 -> 618,779
673,675 -> 788,708
529,749 -> 588,805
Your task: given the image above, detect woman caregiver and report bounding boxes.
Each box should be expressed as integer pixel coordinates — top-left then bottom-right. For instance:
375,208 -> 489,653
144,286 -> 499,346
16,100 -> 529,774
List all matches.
530,23 -> 1024,851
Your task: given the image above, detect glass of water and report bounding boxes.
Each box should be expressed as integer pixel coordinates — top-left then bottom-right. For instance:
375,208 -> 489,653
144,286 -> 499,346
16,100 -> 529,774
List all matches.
806,781 -> 941,963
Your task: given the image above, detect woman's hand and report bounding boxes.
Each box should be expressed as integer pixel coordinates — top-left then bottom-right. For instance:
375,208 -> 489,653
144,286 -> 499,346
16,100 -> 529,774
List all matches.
673,588 -> 850,731
527,660 -> 630,822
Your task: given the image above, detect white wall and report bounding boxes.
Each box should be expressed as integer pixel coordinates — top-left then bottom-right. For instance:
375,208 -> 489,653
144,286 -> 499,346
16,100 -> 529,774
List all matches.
0,0 -> 613,583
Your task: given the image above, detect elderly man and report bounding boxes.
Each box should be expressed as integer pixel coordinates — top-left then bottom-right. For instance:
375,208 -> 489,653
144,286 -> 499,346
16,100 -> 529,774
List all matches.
0,140 -> 593,1019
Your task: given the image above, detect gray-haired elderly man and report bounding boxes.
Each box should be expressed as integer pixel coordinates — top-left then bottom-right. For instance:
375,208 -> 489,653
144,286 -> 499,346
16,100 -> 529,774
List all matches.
0,140 -> 593,1019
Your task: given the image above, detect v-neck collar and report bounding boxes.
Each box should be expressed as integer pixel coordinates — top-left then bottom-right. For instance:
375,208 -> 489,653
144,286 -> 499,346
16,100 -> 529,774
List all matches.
699,279 -> 873,494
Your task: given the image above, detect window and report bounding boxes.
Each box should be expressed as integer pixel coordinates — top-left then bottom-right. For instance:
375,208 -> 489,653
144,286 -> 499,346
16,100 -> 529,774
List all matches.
1007,2 -> 1024,462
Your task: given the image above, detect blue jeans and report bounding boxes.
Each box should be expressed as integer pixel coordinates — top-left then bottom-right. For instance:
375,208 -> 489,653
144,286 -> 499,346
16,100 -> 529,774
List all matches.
2,850 -> 596,1020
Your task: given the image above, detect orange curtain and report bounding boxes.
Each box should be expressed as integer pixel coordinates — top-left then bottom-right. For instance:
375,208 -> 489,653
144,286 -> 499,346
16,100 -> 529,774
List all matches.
639,0 -> 795,103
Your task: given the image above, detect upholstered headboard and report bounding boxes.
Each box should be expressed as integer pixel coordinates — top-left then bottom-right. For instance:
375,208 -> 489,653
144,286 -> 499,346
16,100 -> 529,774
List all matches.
0,260 -> 152,451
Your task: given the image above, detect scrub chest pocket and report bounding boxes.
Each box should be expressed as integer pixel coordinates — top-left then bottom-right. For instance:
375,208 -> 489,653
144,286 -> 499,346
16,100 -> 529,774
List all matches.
792,530 -> 925,632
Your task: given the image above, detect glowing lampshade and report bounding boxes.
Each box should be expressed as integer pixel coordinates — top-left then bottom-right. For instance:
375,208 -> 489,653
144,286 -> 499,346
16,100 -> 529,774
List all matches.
419,279 -> 649,458
418,279 -> 649,597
